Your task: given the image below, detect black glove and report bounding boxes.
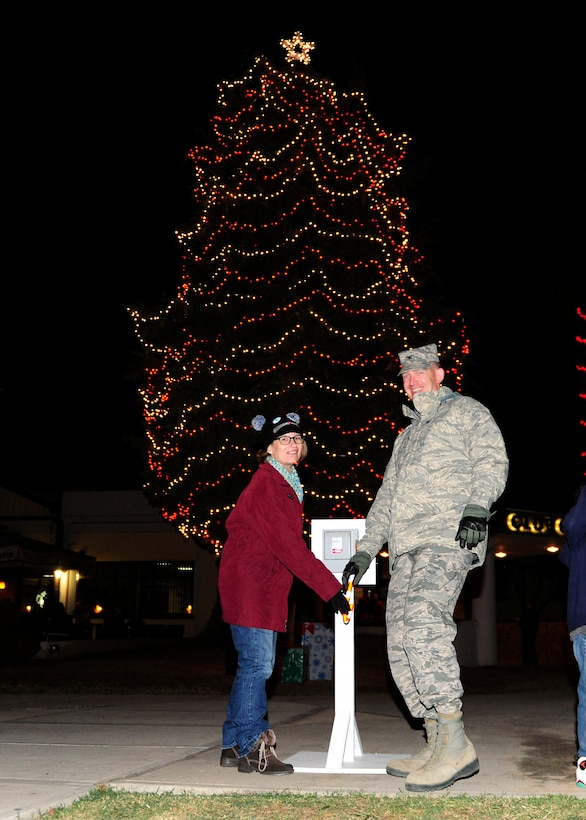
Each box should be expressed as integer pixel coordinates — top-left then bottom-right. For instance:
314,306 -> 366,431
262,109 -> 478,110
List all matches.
329,590 -> 351,615
341,551 -> 372,591
455,504 -> 490,549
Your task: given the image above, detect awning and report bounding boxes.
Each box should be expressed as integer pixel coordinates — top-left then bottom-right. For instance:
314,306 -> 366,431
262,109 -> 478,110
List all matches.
0,539 -> 95,571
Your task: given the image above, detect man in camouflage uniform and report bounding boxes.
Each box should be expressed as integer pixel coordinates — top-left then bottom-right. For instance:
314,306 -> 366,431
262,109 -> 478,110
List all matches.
342,343 -> 508,792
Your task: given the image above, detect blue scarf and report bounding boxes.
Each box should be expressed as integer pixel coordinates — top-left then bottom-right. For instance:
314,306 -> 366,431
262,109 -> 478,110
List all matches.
267,456 -> 304,502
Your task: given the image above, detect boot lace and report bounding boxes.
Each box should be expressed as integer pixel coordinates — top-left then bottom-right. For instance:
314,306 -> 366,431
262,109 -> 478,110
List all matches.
256,732 -> 276,773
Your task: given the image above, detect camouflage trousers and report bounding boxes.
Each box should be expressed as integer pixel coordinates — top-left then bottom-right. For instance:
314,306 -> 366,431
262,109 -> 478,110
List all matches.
386,546 -> 475,720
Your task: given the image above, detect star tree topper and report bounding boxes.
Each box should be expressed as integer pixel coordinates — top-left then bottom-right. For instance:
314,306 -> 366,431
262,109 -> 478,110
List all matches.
280,31 -> 315,65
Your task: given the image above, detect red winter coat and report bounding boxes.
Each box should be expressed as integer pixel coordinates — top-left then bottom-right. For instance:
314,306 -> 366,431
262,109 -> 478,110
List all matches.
218,462 -> 341,632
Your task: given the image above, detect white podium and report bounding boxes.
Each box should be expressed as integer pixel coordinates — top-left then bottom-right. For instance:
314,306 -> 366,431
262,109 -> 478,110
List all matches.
285,519 -> 408,774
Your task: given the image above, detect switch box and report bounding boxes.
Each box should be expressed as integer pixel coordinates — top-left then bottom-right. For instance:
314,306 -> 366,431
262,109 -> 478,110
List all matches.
311,519 -> 376,585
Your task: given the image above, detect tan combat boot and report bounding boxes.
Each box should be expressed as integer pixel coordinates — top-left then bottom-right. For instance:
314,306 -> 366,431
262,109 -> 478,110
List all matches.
404,711 -> 479,792
386,717 -> 438,777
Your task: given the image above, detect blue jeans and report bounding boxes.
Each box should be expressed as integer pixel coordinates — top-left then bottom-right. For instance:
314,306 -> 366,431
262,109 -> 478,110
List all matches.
573,632 -> 586,758
222,625 -> 277,757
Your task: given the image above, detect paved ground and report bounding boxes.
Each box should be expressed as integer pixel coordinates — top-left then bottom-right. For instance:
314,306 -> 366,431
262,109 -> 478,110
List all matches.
0,636 -> 584,818
0,665 -> 584,819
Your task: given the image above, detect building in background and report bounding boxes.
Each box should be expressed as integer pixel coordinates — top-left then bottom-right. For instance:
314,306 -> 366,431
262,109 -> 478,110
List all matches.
0,486 -> 572,667
0,487 -> 216,646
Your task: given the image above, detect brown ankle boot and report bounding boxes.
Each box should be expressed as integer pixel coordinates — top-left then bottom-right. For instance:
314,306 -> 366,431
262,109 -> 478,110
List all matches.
219,745 -> 239,767
237,730 -> 294,775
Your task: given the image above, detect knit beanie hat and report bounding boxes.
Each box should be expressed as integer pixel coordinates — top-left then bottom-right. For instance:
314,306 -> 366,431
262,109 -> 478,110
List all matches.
251,412 -> 302,448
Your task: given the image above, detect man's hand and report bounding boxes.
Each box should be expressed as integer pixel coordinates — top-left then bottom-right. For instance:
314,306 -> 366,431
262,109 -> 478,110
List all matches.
341,551 -> 372,591
329,590 -> 351,615
456,504 -> 490,549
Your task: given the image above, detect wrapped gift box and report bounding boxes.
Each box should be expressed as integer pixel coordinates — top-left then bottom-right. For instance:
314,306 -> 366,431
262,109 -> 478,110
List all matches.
280,647 -> 307,683
300,621 -> 334,680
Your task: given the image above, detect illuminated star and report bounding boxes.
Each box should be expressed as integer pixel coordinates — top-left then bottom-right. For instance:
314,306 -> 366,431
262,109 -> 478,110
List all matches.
280,31 -> 315,65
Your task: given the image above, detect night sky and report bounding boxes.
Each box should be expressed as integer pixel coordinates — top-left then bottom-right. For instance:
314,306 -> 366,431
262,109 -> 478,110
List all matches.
3,8 -> 583,514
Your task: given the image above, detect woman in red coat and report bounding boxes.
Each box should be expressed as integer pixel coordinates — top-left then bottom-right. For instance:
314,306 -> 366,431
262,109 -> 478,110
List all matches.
218,411 -> 349,775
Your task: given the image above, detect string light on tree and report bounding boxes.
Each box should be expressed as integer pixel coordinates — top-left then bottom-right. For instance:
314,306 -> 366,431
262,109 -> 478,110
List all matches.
577,305 -> 586,477
280,31 -> 315,65
130,36 -> 468,554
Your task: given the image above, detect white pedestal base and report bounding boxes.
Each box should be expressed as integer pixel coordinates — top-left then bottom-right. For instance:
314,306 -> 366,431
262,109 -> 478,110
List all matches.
285,589 -> 407,775
284,751 -> 408,774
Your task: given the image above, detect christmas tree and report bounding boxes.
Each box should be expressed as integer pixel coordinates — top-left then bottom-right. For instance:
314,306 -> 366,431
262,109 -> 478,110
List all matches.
130,33 -> 468,553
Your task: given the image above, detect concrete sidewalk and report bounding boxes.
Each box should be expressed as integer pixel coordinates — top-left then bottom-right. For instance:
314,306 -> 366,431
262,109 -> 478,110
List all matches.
0,681 -> 583,820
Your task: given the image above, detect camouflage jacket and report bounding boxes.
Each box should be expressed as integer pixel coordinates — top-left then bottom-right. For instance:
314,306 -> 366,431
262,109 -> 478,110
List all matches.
358,386 -> 509,568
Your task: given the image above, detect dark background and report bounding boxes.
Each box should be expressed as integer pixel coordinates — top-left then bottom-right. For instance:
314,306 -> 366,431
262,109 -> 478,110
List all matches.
2,7 -> 583,513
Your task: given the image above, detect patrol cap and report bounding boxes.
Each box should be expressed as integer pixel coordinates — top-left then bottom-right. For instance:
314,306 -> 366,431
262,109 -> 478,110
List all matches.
397,343 -> 440,375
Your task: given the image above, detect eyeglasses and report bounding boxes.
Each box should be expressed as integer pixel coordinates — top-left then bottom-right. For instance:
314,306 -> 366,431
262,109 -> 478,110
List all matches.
277,435 -> 303,445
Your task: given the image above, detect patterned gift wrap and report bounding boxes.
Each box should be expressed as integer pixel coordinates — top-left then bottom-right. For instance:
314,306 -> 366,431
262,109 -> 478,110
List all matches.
300,622 -> 334,680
